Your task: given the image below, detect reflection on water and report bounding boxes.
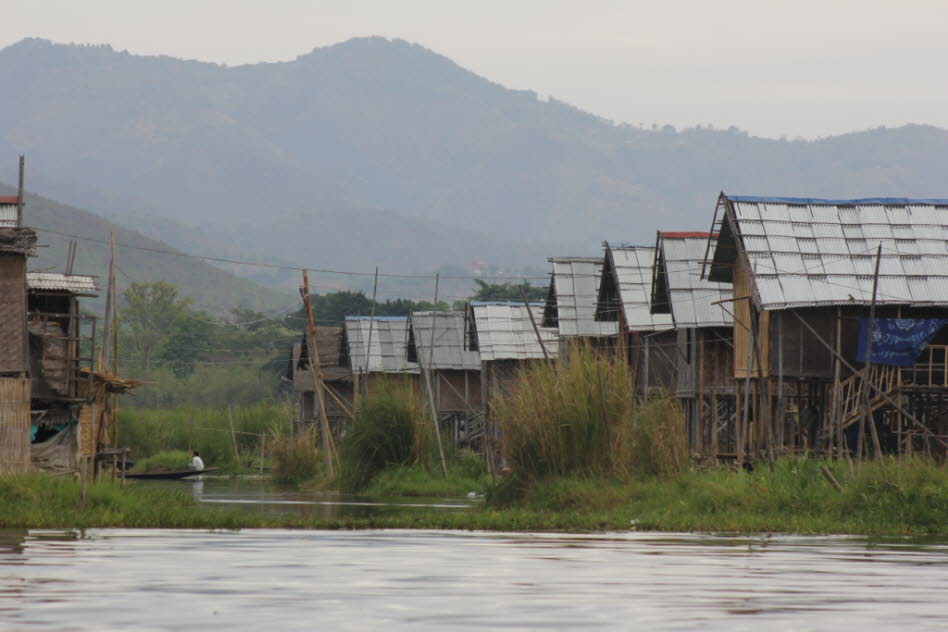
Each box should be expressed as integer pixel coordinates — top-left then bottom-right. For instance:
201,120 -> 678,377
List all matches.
139,475 -> 478,521
1,528 -> 947,631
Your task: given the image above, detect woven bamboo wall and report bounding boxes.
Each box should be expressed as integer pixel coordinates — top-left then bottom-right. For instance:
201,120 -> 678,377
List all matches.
78,402 -> 96,458
0,377 -> 31,473
0,254 -> 27,372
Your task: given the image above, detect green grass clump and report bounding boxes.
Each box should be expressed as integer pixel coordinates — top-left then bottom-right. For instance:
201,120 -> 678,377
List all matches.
269,430 -> 321,486
494,344 -> 635,479
131,450 -> 192,473
363,453 -> 490,497
338,379 -> 433,492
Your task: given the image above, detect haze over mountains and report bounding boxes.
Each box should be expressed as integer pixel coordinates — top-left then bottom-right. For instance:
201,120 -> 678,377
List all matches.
1,36 -> 948,309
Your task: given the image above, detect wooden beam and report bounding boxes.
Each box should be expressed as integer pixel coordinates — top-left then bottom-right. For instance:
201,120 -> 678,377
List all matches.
300,269 -> 334,478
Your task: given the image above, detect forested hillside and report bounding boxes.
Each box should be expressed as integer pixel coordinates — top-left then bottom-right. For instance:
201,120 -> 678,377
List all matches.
1,36 -> 947,279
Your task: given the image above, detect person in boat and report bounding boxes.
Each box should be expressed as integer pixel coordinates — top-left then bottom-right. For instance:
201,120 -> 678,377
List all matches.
190,451 -> 205,471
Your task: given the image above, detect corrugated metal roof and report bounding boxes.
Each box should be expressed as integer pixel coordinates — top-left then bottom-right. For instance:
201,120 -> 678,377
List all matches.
407,311 -> 480,371
466,301 -> 558,362
714,195 -> 948,309
343,316 -> 419,374
0,202 -> 17,228
543,257 -> 618,337
653,234 -> 732,328
26,272 -> 98,295
595,245 -> 674,332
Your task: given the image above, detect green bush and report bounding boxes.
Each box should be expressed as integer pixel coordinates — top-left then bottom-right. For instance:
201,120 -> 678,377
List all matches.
338,379 -> 432,492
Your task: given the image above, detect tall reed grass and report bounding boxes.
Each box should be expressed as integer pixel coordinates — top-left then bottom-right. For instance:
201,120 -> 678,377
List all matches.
119,401 -> 292,470
337,378 -> 433,492
631,396 -> 687,476
493,345 -> 636,478
269,429 -> 321,485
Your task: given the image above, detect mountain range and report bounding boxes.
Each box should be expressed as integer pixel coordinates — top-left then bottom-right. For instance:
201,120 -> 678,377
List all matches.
2,36 -> 948,310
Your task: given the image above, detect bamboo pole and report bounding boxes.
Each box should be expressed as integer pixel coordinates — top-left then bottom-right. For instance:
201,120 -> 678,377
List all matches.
363,266 -> 379,395
519,286 -> 551,362
857,245 -> 884,465
300,269 -> 335,478
227,405 -> 240,462
421,275 -> 448,476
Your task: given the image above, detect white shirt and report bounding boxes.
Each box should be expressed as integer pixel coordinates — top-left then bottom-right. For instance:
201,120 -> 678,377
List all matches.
190,455 -> 205,471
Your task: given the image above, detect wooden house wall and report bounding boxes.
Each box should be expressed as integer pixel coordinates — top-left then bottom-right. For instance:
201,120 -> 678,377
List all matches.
630,330 -> 677,396
765,309 -> 837,380
435,369 -> 481,413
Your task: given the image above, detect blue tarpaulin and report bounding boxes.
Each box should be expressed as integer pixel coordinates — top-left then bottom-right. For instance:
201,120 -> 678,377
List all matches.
856,318 -> 946,367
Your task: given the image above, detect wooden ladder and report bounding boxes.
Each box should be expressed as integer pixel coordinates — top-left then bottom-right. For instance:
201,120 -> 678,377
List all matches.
836,364 -> 898,429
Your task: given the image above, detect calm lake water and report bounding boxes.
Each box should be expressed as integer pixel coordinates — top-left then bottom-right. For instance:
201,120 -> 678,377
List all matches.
2,480 -> 947,630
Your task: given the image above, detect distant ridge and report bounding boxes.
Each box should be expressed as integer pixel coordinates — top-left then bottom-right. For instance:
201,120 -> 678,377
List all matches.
0,182 -> 294,313
1,36 -> 946,284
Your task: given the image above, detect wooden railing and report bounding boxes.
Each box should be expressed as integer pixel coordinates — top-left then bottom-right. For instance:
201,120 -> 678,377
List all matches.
902,345 -> 948,387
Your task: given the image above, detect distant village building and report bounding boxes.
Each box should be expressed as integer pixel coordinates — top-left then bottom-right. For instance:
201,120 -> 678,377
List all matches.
542,256 -> 618,358
651,232 -> 734,457
406,311 -> 482,446
0,161 -> 134,473
465,300 -> 558,469
288,327 -> 353,431
595,243 -> 676,395
341,315 -> 419,393
706,194 -> 948,460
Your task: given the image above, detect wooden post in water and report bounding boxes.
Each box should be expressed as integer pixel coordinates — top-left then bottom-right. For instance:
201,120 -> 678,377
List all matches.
300,269 -> 334,478
226,405 -> 241,463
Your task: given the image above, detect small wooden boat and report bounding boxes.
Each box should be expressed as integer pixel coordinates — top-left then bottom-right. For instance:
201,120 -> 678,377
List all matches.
124,468 -> 220,480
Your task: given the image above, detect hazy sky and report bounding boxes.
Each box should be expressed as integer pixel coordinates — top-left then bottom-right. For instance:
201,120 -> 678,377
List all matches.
5,0 -> 948,138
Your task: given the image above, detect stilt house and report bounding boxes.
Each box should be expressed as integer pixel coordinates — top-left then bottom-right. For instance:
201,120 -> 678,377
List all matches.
542,257 -> 618,358
0,192 -> 36,473
651,231 -> 735,456
406,311 -> 482,447
595,243 -> 675,395
27,272 -> 104,472
289,326 -> 353,430
464,301 -> 558,468
705,193 -> 948,460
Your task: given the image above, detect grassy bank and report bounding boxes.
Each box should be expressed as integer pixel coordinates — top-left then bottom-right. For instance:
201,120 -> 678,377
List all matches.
3,458 -> 947,535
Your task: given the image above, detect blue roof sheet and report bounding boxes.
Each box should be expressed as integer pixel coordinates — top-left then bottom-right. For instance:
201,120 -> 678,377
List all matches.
727,195 -> 948,206
344,315 -> 407,322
